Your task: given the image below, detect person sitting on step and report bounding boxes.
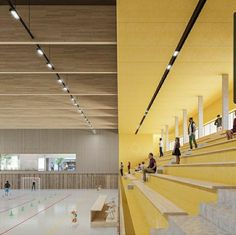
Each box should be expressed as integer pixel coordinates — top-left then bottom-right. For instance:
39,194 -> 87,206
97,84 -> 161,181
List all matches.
142,153 -> 156,182
226,111 -> 236,140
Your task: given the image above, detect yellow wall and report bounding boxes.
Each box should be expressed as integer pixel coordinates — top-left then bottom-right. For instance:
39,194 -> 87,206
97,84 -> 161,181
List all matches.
119,133 -> 154,167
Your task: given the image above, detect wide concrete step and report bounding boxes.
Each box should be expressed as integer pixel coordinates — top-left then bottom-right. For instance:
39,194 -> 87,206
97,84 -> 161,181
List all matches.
200,203 -> 236,234
132,180 -> 187,216
167,215 -> 229,235
151,173 -> 236,190
218,189 -> 236,209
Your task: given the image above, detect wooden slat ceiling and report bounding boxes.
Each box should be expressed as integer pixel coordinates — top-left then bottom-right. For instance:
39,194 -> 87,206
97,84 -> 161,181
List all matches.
0,3 -> 117,129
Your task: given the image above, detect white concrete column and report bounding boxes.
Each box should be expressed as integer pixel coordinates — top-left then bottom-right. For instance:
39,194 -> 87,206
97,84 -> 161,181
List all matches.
175,116 -> 179,137
165,125 -> 169,151
183,109 -> 188,143
161,129 -> 164,139
222,74 -> 229,130
198,96 -> 204,138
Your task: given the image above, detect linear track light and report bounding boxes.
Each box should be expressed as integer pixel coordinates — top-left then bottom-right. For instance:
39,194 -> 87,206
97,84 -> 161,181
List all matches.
36,48 -> 44,56
9,8 -> 20,20
135,0 -> 207,135
7,2 -> 94,133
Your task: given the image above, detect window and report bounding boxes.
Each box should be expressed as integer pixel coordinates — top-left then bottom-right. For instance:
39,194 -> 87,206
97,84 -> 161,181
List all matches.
0,155 -> 19,170
38,158 -> 45,171
0,154 -> 76,171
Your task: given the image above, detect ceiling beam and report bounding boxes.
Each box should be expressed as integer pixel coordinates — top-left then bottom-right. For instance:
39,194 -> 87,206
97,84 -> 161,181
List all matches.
0,0 -> 116,5
0,42 -> 117,45
0,94 -> 117,96
0,72 -> 117,74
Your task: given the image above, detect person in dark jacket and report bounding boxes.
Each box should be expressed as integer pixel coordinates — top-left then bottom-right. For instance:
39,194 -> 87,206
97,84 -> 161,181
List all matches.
188,117 -> 198,149
214,114 -> 222,131
127,162 -> 131,174
120,162 -> 124,176
172,137 -> 181,164
4,181 -> 11,196
143,153 -> 156,182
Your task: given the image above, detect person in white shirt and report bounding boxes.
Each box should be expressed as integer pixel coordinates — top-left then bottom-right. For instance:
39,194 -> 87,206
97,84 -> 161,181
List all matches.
188,117 -> 198,149
159,138 -> 164,157
140,162 -> 145,170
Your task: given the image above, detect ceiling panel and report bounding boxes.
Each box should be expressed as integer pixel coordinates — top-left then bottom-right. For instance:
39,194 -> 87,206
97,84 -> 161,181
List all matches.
0,74 -> 117,95
0,5 -> 116,42
0,45 -> 117,72
0,3 -> 117,129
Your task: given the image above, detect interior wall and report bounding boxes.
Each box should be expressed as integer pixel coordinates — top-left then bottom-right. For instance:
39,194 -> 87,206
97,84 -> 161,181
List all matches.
119,133 -> 154,168
0,129 -> 118,174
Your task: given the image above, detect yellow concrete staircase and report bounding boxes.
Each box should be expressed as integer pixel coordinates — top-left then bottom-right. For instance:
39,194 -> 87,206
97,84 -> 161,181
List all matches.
120,136 -> 236,235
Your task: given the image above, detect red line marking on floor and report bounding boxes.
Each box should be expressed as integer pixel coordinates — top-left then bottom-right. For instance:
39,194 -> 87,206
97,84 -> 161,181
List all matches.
0,198 -> 35,213
0,194 -> 71,235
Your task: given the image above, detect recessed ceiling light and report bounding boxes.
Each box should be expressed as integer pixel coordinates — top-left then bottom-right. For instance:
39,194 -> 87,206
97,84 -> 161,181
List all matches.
63,87 -> 68,91
173,51 -> 179,57
167,64 -> 172,70
46,62 -> 53,69
36,48 -> 44,56
9,8 -> 20,20
57,78 -> 63,84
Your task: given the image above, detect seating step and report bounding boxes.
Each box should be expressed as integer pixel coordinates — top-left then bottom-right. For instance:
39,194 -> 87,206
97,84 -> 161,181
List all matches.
200,202 -> 236,234
163,161 -> 236,168
125,174 -> 137,180
181,147 -> 236,159
167,215 -> 229,235
218,189 -> 236,209
132,180 -> 187,216
151,174 -> 236,190
182,138 -> 236,156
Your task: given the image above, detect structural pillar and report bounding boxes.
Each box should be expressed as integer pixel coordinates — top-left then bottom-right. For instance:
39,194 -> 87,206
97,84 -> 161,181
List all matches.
222,74 -> 229,130
165,125 -> 169,151
183,109 -> 188,143
161,129 -> 164,139
198,96 -> 204,138
175,116 -> 179,137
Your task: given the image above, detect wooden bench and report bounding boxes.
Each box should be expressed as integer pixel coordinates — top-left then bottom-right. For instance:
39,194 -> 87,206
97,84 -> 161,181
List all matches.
90,194 -> 118,227
151,174 -> 236,190
132,179 -> 187,216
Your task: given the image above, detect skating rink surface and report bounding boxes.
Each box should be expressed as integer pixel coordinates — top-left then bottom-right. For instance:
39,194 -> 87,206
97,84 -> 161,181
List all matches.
0,189 -> 118,235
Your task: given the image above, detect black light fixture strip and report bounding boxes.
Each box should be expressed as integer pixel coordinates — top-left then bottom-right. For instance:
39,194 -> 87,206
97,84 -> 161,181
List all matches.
135,0 -> 207,135
7,0 -> 34,39
7,0 -> 95,132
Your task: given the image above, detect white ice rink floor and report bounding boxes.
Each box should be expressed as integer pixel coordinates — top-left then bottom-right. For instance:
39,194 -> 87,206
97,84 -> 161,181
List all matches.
0,189 -> 118,235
